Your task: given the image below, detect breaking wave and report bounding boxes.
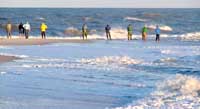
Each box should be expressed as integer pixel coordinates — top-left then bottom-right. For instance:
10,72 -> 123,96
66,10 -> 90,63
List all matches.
34,17 -> 46,21
124,17 -> 148,22
113,74 -> 200,109
0,53 -> 29,58
0,71 -> 7,75
161,50 -> 176,55
21,56 -> 141,71
158,57 -> 176,63
79,56 -> 141,65
64,27 -> 81,36
147,24 -> 173,32
180,32 -> 200,41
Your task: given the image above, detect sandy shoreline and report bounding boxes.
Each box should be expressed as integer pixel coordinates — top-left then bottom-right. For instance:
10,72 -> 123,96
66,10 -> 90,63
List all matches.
0,38 -> 92,63
0,38 -> 93,46
0,55 -> 20,63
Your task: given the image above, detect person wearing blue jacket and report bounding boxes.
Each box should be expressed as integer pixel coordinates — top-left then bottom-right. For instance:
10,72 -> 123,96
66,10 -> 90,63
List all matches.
155,25 -> 160,42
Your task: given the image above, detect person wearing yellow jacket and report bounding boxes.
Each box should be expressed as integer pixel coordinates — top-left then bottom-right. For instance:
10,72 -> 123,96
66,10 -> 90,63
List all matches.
40,23 -> 48,39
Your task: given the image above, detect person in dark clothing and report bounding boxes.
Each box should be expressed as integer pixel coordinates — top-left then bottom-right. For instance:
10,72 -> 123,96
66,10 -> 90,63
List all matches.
105,24 -> 111,40
18,22 -> 24,36
82,24 -> 88,40
127,24 -> 133,40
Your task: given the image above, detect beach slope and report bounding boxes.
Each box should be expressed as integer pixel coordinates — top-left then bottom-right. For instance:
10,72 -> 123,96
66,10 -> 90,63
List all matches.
0,55 -> 20,63
0,38 -> 92,46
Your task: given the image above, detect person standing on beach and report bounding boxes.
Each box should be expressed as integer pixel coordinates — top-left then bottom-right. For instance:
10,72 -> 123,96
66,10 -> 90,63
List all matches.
155,25 -> 160,42
105,24 -> 111,40
23,22 -> 31,39
142,25 -> 148,41
18,22 -> 24,37
82,24 -> 88,40
6,21 -> 12,39
127,24 -> 133,40
40,23 -> 48,39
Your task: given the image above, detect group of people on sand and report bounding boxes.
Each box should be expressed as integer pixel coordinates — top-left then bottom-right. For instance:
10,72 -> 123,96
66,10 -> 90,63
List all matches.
82,23 -> 161,42
4,21 -> 160,42
5,21 -> 48,39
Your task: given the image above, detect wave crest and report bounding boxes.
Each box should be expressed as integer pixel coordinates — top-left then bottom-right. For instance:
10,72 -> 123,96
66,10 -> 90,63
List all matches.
124,17 -> 147,22
114,74 -> 200,109
80,56 -> 141,65
148,24 -> 173,32
181,32 -> 200,41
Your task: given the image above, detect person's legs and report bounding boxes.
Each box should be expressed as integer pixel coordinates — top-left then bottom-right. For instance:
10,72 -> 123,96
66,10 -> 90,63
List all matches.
130,33 -> 132,40
41,32 -> 45,39
7,31 -> 10,39
156,34 -> 160,42
27,31 -> 29,39
128,33 -> 130,40
106,33 -> 108,40
19,29 -> 23,37
7,31 -> 11,39
82,33 -> 84,40
128,32 -> 132,40
142,32 -> 144,40
25,30 -> 29,39
109,32 -> 111,40
25,30 -> 27,39
156,34 -> 158,41
85,32 -> 87,39
9,32 -> 11,39
44,32 -> 46,39
24,31 -> 26,38
23,29 -> 25,35
144,33 -> 147,41
142,32 -> 146,41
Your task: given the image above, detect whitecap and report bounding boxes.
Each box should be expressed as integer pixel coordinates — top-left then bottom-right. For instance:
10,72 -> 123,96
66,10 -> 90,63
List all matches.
124,17 -> 148,22
0,72 -> 7,75
148,24 -> 173,32
180,32 -> 200,41
113,74 -> 200,109
79,56 -> 141,65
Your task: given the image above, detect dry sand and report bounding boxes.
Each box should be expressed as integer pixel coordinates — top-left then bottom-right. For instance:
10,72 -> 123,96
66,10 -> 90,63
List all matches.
0,55 -> 20,63
0,38 -> 92,46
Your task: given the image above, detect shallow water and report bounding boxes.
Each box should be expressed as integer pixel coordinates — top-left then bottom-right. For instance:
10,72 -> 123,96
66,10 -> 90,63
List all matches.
0,37 -> 200,109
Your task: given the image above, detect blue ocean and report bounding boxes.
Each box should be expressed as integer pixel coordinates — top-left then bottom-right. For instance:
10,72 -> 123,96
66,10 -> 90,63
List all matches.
0,8 -> 200,109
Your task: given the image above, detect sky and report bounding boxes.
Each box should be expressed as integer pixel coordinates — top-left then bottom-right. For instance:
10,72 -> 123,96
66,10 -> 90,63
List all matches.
0,0 -> 199,8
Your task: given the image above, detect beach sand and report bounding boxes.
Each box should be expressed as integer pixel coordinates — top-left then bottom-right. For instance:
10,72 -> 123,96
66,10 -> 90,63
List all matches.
0,55 -> 20,63
0,38 -> 92,63
0,38 -> 92,46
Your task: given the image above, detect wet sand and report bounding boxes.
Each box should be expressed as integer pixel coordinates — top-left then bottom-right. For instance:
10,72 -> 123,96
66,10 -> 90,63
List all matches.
0,38 -> 93,46
0,55 -> 20,63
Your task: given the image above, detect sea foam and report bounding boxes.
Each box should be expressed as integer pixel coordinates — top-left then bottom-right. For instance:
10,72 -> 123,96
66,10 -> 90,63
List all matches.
113,74 -> 200,109
80,56 -> 141,65
148,24 -> 173,32
181,32 -> 200,41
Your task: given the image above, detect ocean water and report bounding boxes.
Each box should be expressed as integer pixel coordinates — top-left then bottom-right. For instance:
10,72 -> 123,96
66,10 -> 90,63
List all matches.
0,8 -> 200,39
0,8 -> 200,109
